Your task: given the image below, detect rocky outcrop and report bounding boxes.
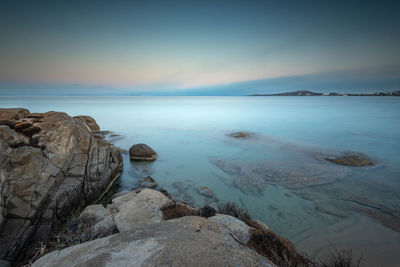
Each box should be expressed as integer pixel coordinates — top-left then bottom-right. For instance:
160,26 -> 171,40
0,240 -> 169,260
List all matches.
0,108 -> 123,263
33,189 -> 275,267
33,216 -> 274,267
129,143 -> 157,161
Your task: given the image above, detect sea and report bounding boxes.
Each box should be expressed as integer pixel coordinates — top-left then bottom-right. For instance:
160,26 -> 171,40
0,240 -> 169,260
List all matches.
1,96 -> 399,266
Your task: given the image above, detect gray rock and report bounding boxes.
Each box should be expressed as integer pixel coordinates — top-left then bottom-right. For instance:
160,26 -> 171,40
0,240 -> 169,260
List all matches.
129,143 -> 157,161
209,214 -> 252,244
32,216 -> 274,267
112,189 -> 170,232
0,109 -> 123,262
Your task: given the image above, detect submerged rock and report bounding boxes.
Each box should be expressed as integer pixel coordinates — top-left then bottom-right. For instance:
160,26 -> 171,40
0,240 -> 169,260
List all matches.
172,181 -> 190,193
227,131 -> 253,138
129,143 -> 157,161
325,152 -> 374,167
198,186 -> 215,198
0,108 -> 123,263
211,158 -> 347,193
139,176 -> 158,188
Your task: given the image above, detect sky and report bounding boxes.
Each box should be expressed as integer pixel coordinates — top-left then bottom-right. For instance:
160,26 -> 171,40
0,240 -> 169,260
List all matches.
0,0 -> 399,95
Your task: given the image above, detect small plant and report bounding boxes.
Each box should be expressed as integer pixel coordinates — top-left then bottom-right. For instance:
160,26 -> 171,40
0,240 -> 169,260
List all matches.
199,205 -> 216,217
47,214 -> 116,251
218,202 -> 251,222
161,201 -> 200,220
247,228 -> 312,267
319,248 -> 362,267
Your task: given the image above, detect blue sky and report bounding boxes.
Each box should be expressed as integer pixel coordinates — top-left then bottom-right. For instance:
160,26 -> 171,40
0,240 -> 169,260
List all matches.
0,0 -> 399,95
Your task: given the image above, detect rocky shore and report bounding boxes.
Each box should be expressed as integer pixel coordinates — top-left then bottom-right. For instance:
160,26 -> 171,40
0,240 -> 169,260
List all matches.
0,108 -> 123,265
0,108 -> 363,267
31,188 -> 311,267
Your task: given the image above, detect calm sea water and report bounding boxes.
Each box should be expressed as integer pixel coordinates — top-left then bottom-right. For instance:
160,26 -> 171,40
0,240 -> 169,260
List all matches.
1,96 -> 400,266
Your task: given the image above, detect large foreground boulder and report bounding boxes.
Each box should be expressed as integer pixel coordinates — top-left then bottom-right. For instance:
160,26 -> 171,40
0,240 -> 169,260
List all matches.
0,108 -> 123,263
32,216 -> 274,267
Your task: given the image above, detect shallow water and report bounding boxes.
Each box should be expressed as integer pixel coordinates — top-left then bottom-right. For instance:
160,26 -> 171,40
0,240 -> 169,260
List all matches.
1,96 -> 400,266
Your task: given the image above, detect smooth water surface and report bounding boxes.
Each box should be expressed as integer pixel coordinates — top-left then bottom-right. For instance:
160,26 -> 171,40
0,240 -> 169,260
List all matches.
1,96 -> 399,266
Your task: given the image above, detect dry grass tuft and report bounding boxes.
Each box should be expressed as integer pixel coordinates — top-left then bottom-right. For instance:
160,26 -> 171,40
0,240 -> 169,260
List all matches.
247,228 -> 313,267
161,201 -> 200,220
218,202 -> 251,222
319,248 -> 362,267
47,214 -> 116,251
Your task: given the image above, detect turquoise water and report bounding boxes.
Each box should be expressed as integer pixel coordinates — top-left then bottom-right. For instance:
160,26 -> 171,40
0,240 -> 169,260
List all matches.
1,96 -> 400,266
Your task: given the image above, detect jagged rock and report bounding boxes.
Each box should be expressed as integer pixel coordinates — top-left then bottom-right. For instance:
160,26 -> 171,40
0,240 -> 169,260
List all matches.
129,143 -> 157,161
139,176 -> 157,188
32,216 -> 274,267
325,152 -> 374,167
198,186 -> 214,198
0,108 -> 123,263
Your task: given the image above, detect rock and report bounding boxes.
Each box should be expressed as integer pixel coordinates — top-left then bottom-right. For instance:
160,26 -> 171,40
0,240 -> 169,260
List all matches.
209,214 -> 252,244
79,204 -> 117,234
129,143 -> 157,161
32,216 -> 274,267
13,121 -> 32,132
73,115 -> 100,133
112,189 -> 170,232
198,186 -> 214,198
227,131 -> 253,138
20,125 -> 41,137
0,108 -> 29,120
325,152 -> 374,167
26,113 -> 44,119
0,108 -> 123,263
139,176 -> 157,188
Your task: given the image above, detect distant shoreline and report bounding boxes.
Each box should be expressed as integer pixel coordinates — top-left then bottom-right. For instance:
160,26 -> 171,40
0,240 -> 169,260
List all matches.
248,90 -> 400,96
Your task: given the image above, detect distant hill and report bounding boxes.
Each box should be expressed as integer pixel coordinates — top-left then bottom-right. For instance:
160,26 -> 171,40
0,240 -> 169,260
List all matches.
249,90 -> 400,96
249,90 -> 323,96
